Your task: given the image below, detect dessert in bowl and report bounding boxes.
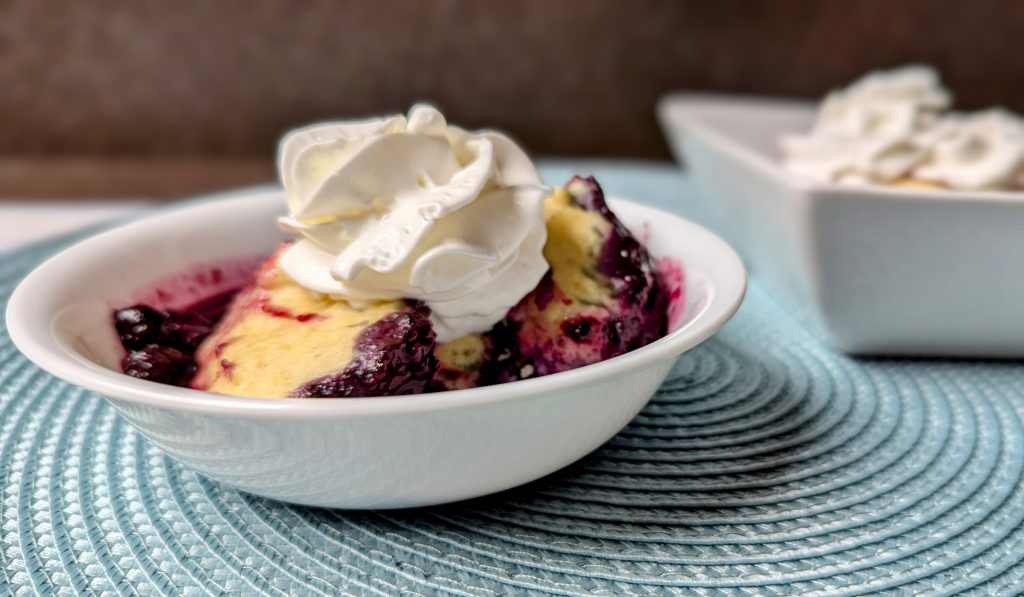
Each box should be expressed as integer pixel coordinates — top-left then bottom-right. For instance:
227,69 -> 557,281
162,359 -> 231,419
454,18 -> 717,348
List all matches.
659,67 -> 1024,357
780,66 -> 1024,191
7,107 -> 746,508
118,179 -> 671,399
114,106 -> 672,399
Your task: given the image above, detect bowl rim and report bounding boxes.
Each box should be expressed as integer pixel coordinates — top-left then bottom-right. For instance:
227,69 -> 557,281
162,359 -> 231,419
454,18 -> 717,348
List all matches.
6,186 -> 747,420
658,91 -> 1024,204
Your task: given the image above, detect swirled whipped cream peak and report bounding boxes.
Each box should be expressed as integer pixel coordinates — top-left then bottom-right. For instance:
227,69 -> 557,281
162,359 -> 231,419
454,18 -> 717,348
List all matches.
276,104 -> 551,341
781,66 -> 1024,190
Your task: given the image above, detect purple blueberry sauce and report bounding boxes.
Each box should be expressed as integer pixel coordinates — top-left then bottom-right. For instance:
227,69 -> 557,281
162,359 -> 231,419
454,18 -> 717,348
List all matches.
532,273 -> 556,311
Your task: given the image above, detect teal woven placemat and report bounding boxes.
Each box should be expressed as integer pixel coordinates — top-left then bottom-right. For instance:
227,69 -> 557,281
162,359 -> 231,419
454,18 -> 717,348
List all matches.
2,163 -> 1024,595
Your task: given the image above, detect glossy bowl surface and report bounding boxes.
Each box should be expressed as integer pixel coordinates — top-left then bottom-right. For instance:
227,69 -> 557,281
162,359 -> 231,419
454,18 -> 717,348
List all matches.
7,186 -> 746,508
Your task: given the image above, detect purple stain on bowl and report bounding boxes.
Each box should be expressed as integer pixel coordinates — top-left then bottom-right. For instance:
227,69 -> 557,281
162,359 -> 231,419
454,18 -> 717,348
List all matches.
656,256 -> 686,329
132,256 -> 264,310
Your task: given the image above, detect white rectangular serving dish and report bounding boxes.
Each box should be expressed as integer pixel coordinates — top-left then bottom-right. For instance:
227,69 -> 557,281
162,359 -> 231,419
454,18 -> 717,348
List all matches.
659,93 -> 1024,357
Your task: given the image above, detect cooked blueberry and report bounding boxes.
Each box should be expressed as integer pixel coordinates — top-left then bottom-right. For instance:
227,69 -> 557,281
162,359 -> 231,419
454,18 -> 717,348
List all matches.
113,287 -> 240,387
160,313 -> 215,350
121,345 -> 196,387
113,305 -> 168,349
478,318 -> 528,384
562,317 -> 596,343
567,175 -> 612,217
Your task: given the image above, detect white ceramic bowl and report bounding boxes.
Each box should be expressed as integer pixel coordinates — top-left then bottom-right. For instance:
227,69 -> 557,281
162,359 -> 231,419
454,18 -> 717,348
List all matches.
7,186 -> 746,509
659,93 -> 1024,357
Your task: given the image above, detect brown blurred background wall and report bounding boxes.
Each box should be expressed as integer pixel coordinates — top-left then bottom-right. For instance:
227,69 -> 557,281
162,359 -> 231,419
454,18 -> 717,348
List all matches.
3,0 -> 1023,197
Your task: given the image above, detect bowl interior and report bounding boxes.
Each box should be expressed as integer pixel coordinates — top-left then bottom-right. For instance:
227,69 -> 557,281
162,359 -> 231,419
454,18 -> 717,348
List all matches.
9,186 -> 746,410
43,188 -> 289,375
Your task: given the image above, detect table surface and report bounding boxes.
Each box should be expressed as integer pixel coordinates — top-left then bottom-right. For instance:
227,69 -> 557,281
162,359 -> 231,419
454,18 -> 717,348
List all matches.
2,159 -> 1024,596
0,199 -> 152,253
0,159 -> 688,253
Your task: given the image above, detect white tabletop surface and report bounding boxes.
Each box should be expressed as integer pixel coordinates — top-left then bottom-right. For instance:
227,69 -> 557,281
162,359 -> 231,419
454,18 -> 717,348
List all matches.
0,200 -> 154,253
0,160 -> 690,254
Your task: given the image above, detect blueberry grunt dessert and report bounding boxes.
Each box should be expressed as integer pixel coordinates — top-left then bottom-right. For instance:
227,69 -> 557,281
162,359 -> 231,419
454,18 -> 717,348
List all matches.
113,106 -> 673,398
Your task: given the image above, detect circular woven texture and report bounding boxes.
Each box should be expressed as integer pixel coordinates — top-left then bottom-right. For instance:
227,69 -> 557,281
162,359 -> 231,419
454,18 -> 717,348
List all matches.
3,238 -> 1024,596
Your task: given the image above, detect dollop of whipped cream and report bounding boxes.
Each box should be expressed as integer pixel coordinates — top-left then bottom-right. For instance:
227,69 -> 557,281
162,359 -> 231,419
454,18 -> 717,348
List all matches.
781,66 -> 949,185
277,105 -> 551,341
781,66 -> 1024,190
914,109 -> 1024,190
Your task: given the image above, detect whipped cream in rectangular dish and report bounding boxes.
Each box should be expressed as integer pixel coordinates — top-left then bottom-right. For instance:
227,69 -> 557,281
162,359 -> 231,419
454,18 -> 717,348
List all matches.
781,66 -> 1024,191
